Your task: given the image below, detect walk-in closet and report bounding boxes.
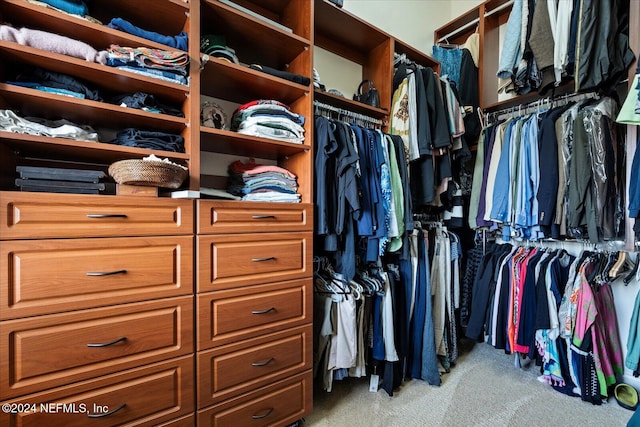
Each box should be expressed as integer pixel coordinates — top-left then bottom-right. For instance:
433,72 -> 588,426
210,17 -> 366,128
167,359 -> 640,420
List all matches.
0,1 -> 638,426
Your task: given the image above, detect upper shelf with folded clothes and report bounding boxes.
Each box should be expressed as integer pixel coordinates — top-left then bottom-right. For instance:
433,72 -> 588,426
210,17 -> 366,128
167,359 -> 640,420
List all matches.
0,40 -> 190,105
200,0 -> 311,77
0,0 -> 190,54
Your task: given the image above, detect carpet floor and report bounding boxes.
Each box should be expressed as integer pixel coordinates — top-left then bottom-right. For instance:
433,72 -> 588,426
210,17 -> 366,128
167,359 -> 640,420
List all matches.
304,340 -> 634,427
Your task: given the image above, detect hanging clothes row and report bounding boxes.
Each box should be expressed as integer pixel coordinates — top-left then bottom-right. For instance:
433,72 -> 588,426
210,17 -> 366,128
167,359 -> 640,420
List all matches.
464,241 -> 635,404
312,222 -> 463,396
314,110 -> 467,280
430,27 -> 482,152
313,52 -> 475,395
469,94 -> 625,244
496,0 -> 634,96
314,115 -> 413,280
314,100 -> 385,129
390,55 -> 474,208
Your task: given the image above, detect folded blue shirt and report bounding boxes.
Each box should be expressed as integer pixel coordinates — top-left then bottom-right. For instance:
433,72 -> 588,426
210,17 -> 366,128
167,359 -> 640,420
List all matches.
107,17 -> 188,51
39,0 -> 88,17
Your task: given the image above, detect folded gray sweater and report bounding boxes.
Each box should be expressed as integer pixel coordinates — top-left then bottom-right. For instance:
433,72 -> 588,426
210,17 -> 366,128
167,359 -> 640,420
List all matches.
0,25 -> 107,64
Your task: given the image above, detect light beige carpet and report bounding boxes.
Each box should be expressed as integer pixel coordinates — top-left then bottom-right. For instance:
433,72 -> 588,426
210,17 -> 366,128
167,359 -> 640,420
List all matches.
305,340 -> 633,427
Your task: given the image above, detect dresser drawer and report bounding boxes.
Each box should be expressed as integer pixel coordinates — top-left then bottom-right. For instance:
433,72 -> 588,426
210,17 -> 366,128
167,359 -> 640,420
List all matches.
198,325 -> 312,406
0,296 -> 193,398
197,201 -> 311,234
0,192 -> 193,239
0,356 -> 194,427
156,413 -> 196,427
197,279 -> 311,350
197,232 -> 312,291
1,236 -> 193,319
197,370 -> 312,427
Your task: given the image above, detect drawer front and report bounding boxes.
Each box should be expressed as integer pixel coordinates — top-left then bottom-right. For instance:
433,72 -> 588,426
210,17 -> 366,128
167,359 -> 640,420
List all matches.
198,325 -> 312,406
1,236 -> 193,319
197,232 -> 312,291
197,201 -> 311,234
0,356 -> 194,427
197,370 -> 312,427
0,296 -> 193,398
197,280 -> 311,350
0,192 -> 193,239
156,414 -> 195,427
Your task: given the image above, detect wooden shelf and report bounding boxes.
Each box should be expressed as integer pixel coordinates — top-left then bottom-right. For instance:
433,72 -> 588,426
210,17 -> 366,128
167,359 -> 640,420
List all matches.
1,0 -> 190,53
200,57 -> 310,104
0,84 -> 187,133
200,127 -> 310,160
0,131 -> 189,164
201,0 -> 311,70
90,0 -> 190,35
0,42 -> 189,105
314,89 -> 389,120
213,0 -> 311,40
314,0 -> 389,64
231,0 -> 292,20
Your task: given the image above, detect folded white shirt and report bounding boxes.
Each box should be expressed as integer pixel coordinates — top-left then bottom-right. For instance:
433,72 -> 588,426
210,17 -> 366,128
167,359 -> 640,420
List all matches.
0,109 -> 99,141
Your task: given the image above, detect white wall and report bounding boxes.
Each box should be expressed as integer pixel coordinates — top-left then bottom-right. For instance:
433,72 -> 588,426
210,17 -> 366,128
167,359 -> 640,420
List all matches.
313,47 -> 363,103
315,0 -> 455,103
449,0 -> 483,20
341,0 -> 448,51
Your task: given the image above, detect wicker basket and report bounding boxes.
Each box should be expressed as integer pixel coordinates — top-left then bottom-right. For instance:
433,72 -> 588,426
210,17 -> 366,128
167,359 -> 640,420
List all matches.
108,159 -> 187,189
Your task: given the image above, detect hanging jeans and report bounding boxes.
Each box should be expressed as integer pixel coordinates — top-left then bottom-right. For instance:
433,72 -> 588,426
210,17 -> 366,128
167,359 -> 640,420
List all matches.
419,231 -> 441,385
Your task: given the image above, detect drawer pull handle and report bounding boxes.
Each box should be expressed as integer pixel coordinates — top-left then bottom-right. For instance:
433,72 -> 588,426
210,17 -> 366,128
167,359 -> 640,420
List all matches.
251,307 -> 275,315
251,408 -> 274,420
251,357 -> 274,367
87,403 -> 126,418
86,213 -> 128,219
251,256 -> 276,262
87,336 -> 127,347
252,215 -> 276,219
86,269 -> 127,277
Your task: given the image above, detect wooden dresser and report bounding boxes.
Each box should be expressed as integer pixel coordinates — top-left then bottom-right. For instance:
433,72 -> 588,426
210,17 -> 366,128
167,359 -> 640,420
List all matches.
195,200 -> 313,426
0,192 -> 195,426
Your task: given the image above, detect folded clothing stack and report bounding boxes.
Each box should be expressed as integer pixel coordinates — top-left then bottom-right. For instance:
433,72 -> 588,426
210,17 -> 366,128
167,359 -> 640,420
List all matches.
106,45 -> 189,86
10,67 -> 103,101
0,109 -> 98,141
111,92 -> 185,117
227,158 -> 300,203
33,0 -> 89,17
108,18 -> 188,51
0,24 -> 107,64
248,64 -> 310,86
108,128 -> 185,153
231,100 -> 305,144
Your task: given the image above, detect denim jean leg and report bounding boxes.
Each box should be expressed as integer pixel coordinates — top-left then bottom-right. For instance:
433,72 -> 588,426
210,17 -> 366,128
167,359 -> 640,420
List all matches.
419,236 -> 441,386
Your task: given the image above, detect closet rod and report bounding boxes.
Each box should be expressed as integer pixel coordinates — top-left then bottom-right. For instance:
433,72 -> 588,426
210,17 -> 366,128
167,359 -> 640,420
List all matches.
484,0 -> 515,19
313,100 -> 384,128
394,52 -> 434,70
435,0 -> 514,44
436,18 -> 479,43
485,91 -> 599,122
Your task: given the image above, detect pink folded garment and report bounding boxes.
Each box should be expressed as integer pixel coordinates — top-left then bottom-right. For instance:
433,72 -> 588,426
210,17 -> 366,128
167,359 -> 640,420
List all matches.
0,25 -> 107,64
228,158 -> 297,179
